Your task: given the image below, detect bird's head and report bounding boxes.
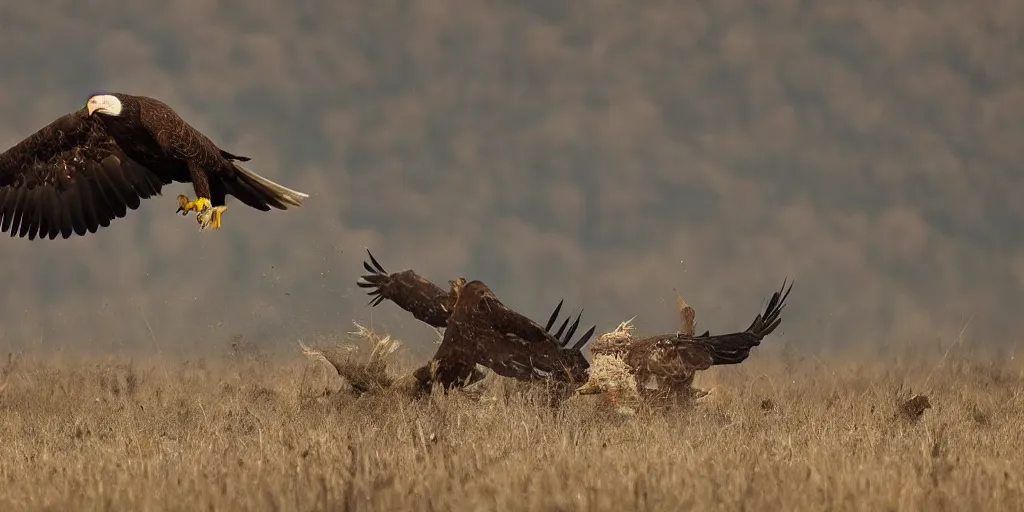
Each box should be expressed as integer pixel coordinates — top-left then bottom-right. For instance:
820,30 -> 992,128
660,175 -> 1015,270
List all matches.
86,94 -> 122,117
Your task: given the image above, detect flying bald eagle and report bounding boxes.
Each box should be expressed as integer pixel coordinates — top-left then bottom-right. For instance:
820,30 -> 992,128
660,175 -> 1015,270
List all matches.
0,92 -> 308,239
357,249 -> 596,390
575,280 -> 793,400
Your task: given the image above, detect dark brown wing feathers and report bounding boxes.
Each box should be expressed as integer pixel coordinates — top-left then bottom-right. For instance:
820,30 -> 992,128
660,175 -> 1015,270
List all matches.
441,281 -> 594,384
446,294 -> 593,384
636,279 -> 793,374
479,290 -> 595,355
696,278 -> 791,366
0,111 -> 173,240
545,300 -> 596,352
356,249 -> 454,329
122,93 -> 297,213
357,250 -> 597,388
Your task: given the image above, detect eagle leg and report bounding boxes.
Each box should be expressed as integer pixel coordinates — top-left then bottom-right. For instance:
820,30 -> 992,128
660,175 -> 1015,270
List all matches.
197,205 -> 228,230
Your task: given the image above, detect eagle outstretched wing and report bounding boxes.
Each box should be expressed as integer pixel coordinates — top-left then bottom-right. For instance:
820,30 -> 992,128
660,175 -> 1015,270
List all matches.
629,279 -> 793,376
356,249 -> 455,329
356,249 -> 596,352
358,250 -> 597,389
484,293 -> 595,381
0,109 -> 173,240
485,293 -> 595,351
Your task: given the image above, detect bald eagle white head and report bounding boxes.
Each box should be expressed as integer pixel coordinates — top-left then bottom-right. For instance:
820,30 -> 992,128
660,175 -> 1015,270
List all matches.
86,94 -> 122,117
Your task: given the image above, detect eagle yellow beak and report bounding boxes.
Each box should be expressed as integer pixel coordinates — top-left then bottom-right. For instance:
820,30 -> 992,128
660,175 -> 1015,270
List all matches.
574,380 -> 604,396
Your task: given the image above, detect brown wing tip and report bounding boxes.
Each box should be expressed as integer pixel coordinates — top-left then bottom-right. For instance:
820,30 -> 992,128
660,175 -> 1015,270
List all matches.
746,278 -> 794,337
357,248 -> 391,307
544,302 -> 597,351
361,248 -> 387,275
544,299 -> 565,332
571,325 -> 597,351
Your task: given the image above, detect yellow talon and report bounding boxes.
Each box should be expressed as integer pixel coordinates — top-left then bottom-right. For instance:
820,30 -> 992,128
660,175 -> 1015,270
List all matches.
176,195 -> 212,214
175,195 -> 191,215
197,205 -> 227,230
191,197 -> 212,212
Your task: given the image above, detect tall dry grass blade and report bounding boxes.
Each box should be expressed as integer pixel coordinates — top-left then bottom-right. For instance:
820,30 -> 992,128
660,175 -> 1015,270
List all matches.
922,316 -> 973,391
297,322 -> 405,395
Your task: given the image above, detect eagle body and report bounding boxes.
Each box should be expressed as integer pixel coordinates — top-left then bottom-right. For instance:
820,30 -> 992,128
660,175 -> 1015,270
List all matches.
357,250 -> 596,391
436,279 -> 593,385
0,92 -> 308,239
90,94 -> 240,206
576,280 -> 794,399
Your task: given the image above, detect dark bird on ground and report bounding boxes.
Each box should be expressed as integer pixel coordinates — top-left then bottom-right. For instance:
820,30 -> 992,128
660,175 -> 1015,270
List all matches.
357,249 -> 596,390
0,92 -> 308,239
574,280 -> 793,399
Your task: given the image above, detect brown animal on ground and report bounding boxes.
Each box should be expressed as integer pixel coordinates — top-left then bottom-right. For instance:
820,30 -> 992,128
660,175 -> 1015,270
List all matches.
575,280 -> 793,401
357,249 -> 596,390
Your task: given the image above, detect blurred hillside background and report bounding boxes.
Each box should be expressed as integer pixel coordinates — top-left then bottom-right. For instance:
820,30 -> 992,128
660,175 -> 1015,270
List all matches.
0,0 -> 1021,361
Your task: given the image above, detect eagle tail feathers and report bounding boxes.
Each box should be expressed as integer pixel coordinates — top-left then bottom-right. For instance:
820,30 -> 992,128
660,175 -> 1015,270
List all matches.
230,162 -> 309,209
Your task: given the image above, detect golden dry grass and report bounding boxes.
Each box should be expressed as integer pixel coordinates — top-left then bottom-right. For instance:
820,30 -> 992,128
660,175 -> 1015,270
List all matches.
0,330 -> 1022,512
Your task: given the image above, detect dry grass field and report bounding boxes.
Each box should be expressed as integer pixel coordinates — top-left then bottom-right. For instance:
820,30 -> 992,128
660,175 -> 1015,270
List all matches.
0,328 -> 1021,512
